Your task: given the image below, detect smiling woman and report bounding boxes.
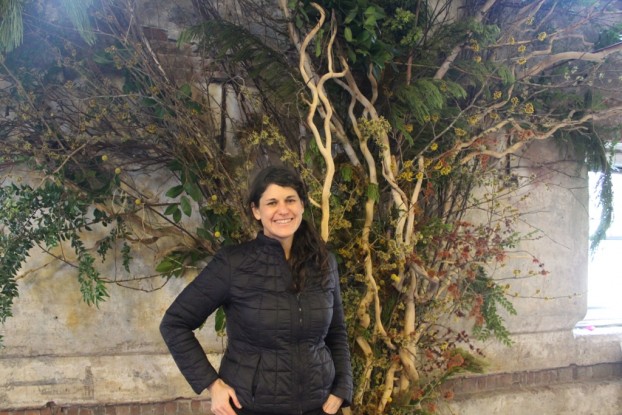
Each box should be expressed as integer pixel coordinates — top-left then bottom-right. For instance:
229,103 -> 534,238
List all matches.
160,165 -> 353,415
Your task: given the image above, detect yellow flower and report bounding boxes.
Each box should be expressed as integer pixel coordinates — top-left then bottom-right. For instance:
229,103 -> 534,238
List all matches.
135,198 -> 142,205
145,124 -> 157,134
211,195 -> 218,201
434,161 -> 444,170
101,155 -> 109,162
454,128 -> 467,137
214,231 -> 221,238
473,55 -> 482,63
390,274 -> 400,282
416,172 -> 424,180
493,90 -> 502,99
441,166 -> 452,175
423,115 -> 431,122
431,114 -> 440,123
490,112 -> 500,119
509,36 -> 516,45
115,167 -> 122,175
468,115 -> 480,125
538,32 -> 547,41
526,16 -> 534,25
511,96 -> 520,106
430,143 -> 438,151
524,103 -> 535,114
518,45 -> 527,53
404,123 -> 414,133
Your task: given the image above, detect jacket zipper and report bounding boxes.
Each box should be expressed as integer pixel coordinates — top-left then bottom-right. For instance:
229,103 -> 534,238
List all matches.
296,292 -> 303,415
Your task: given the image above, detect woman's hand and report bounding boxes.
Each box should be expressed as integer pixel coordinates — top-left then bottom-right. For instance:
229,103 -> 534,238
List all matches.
322,394 -> 344,414
208,379 -> 242,415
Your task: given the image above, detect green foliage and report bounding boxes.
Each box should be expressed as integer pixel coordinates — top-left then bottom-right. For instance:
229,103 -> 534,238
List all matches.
0,181 -> 113,338
469,268 -> 517,346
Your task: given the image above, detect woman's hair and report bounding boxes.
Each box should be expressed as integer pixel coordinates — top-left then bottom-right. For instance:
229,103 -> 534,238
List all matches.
248,166 -> 330,291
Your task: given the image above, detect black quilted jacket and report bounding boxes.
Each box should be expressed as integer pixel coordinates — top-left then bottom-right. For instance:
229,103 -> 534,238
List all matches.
160,232 -> 353,414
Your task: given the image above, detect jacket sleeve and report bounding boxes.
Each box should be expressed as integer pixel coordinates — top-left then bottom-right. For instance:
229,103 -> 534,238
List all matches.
159,249 -> 231,394
324,254 -> 354,406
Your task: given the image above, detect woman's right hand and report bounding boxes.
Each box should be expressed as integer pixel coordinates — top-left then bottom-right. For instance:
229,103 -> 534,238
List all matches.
208,378 -> 242,415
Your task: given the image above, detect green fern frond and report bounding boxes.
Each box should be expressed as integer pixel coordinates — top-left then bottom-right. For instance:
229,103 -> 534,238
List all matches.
0,0 -> 23,53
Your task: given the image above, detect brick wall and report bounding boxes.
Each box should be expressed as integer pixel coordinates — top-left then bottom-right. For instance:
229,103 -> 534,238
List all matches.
0,398 -> 213,415
442,361 -> 622,398
2,362 -> 619,415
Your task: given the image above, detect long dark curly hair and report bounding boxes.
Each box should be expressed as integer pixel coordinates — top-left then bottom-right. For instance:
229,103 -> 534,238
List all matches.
248,166 -> 330,291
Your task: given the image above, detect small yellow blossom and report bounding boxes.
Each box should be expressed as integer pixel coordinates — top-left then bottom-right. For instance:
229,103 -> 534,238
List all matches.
434,161 -> 444,170
214,231 -> 221,238
473,55 -> 482,63
145,124 -> 157,134
524,103 -> 535,114
430,143 -> 438,151
509,36 -> 516,45
468,115 -> 480,125
416,172 -> 424,180
526,16 -> 534,25
518,45 -> 527,53
390,274 -> 400,282
101,155 -> 108,162
115,167 -> 122,175
423,115 -> 431,123
211,195 -> 218,201
135,198 -> 142,205
424,158 -> 433,168
404,123 -> 414,133
441,166 -> 452,175
538,32 -> 547,41
454,128 -> 467,137
511,96 -> 520,106
493,90 -> 502,99
470,41 -> 480,52
490,112 -> 500,119
431,114 -> 440,123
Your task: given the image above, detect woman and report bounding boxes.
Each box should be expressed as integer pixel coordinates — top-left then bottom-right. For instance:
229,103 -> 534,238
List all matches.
160,166 -> 353,415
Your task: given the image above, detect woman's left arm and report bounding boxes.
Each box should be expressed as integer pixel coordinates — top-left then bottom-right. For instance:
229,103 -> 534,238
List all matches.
324,254 -> 354,407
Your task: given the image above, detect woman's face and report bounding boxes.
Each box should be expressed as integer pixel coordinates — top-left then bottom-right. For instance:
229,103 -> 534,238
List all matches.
252,184 -> 304,247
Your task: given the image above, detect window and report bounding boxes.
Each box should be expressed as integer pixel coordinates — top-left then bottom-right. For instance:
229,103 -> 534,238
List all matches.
582,171 -> 622,327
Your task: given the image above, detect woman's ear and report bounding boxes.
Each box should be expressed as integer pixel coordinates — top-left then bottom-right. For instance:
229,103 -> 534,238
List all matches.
251,203 -> 261,220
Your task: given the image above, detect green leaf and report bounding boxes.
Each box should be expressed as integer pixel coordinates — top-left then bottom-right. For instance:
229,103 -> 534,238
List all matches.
164,204 -> 179,216
155,259 -> 175,273
172,208 -> 182,223
183,182 -> 202,202
179,83 -> 192,98
180,196 -> 192,216
367,183 -> 379,202
215,306 -> 226,336
344,26 -> 353,42
165,184 -> 184,198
